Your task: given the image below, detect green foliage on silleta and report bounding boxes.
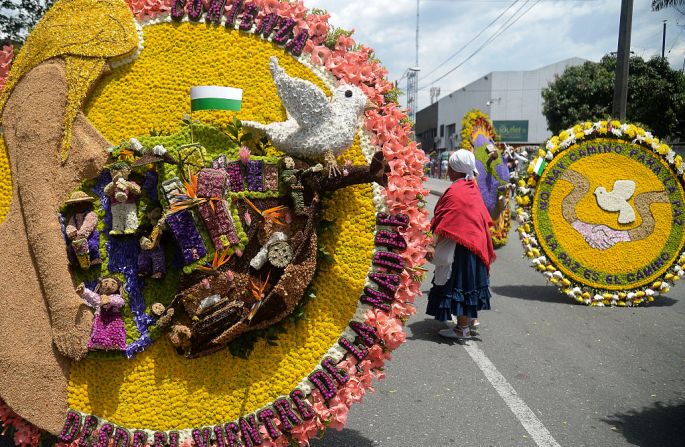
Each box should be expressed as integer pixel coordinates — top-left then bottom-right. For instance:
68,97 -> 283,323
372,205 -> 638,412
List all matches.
542,55 -> 685,140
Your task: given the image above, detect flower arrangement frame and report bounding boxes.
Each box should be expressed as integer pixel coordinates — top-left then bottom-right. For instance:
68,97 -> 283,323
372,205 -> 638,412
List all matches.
515,120 -> 685,307
459,109 -> 511,248
0,1 -> 431,446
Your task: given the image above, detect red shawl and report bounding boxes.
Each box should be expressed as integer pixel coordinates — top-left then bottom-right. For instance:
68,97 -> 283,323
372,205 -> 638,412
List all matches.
431,179 -> 496,269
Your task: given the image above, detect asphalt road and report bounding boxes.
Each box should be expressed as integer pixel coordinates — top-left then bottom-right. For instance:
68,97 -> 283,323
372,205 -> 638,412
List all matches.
312,178 -> 685,447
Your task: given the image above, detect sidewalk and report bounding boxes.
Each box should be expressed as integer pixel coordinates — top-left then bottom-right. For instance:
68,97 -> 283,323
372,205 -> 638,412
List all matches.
423,177 -> 451,197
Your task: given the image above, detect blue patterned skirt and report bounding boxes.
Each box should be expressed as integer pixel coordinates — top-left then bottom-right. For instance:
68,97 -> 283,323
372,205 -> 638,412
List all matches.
426,244 -> 491,320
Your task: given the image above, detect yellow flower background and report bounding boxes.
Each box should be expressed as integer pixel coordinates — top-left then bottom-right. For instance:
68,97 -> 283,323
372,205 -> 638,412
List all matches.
1,23 -> 376,430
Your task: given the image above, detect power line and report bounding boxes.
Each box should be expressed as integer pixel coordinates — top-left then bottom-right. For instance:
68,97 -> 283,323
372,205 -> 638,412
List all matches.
419,0 -> 541,90
420,0 -> 520,81
667,24 -> 685,53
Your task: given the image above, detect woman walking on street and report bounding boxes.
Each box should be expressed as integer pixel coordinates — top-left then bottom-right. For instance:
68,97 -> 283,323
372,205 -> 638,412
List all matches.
426,149 -> 495,339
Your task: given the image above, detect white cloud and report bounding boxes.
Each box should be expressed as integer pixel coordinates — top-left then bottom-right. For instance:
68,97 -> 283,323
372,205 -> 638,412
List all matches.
306,0 -> 684,111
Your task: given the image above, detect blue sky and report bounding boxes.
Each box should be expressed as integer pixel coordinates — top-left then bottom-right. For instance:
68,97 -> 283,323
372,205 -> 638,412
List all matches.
305,0 -> 684,111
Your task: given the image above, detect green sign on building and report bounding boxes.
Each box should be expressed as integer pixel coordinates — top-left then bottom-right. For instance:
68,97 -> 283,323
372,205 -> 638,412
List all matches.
493,120 -> 529,142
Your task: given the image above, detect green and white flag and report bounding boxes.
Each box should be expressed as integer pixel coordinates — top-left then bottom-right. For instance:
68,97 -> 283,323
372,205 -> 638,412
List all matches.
533,157 -> 547,176
190,86 -> 243,112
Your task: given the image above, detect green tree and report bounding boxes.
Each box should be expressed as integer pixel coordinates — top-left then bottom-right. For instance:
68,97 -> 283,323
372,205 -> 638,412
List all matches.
0,0 -> 55,45
542,55 -> 685,139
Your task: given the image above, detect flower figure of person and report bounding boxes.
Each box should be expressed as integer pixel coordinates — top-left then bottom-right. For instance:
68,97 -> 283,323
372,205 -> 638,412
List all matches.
138,205 -> 166,279
280,156 -> 323,215
76,277 -> 127,351
63,191 -> 101,269
104,162 -> 141,235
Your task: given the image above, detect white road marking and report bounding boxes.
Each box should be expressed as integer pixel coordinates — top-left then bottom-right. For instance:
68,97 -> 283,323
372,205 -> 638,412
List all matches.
463,342 -> 562,447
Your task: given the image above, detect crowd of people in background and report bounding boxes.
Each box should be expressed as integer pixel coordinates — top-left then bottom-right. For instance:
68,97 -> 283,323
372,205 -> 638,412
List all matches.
426,144 -> 532,181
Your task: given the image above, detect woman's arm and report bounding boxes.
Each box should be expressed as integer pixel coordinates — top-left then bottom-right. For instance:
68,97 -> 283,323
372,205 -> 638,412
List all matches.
3,60 -> 97,361
77,210 -> 98,238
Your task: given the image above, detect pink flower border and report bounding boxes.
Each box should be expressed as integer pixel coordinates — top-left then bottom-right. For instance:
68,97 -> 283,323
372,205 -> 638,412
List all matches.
0,1 -> 431,445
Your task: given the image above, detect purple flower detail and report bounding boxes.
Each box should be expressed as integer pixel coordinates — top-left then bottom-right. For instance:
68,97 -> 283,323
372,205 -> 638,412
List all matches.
290,389 -> 315,420
97,424 -> 114,446
239,2 -> 259,31
93,171 -> 113,233
58,411 -> 82,443
78,415 -> 98,447
196,168 -> 228,198
125,334 -> 152,359
322,357 -> 349,385
257,408 -> 280,439
360,286 -> 393,312
372,250 -> 404,272
131,430 -> 148,447
224,422 -> 241,446
112,428 -> 131,447
273,17 -> 295,44
367,272 -> 400,294
349,321 -> 378,347
255,12 -> 279,37
238,415 -> 263,446
226,161 -> 245,192
171,0 -> 187,20
273,398 -> 301,431
198,200 -> 240,250
374,229 -> 407,251
475,158 -> 510,216
213,425 -> 227,447
225,0 -> 244,28
308,370 -> 337,400
192,428 -> 212,447
338,336 -> 368,361
286,30 -> 309,56
246,160 -> 264,192
166,210 -> 208,265
88,306 -> 127,352
187,0 -> 204,21
206,0 -> 227,24
107,237 -> 151,340
376,212 -> 409,228
153,432 -> 168,447
142,171 -> 159,202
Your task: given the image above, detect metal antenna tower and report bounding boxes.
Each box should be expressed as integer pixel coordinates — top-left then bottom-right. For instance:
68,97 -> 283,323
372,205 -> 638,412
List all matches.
407,68 -> 420,125
407,0 -> 420,126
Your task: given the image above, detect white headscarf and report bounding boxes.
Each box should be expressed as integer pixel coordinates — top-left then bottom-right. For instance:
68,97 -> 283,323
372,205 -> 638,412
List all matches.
448,149 -> 479,180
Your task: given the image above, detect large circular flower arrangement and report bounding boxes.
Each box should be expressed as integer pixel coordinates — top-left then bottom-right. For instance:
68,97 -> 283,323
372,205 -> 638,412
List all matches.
460,109 -> 511,247
516,120 -> 685,306
0,1 -> 430,446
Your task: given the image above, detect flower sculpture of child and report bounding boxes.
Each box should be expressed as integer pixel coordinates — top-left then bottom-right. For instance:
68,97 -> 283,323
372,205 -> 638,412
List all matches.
63,191 -> 101,269
280,156 -> 323,215
76,277 -> 127,351
138,206 -> 166,279
104,162 -> 141,235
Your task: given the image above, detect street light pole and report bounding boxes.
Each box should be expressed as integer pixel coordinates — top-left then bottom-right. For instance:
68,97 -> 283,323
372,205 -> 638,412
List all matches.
612,0 -> 633,121
662,20 -> 667,58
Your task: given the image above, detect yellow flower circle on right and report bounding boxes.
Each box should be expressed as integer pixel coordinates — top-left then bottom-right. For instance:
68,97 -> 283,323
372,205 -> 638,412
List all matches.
519,121 -> 685,306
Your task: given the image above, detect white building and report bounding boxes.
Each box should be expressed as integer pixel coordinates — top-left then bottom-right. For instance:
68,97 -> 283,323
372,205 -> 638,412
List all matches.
417,57 -> 587,153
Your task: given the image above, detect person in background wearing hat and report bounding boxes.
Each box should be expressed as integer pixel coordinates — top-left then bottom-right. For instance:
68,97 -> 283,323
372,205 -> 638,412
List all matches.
426,149 -> 496,339
64,191 -> 101,269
